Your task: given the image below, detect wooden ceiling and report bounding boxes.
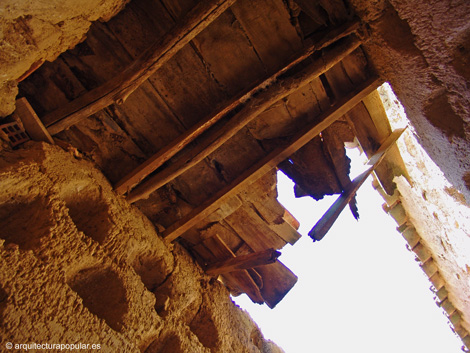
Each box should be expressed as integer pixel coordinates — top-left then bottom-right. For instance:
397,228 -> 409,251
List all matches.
16,0 -> 407,307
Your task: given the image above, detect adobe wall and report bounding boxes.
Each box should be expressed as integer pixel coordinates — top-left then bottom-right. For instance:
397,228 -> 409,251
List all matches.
377,84 -> 470,349
349,0 -> 470,202
0,142 -> 283,353
0,0 -> 129,116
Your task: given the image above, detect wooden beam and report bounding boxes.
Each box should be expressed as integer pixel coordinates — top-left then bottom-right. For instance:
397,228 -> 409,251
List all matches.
14,98 -> 54,144
205,248 -> 281,276
203,234 -> 264,303
308,127 -> 406,241
114,20 -> 361,194
43,0 -> 237,135
127,34 -> 365,203
161,76 -> 381,243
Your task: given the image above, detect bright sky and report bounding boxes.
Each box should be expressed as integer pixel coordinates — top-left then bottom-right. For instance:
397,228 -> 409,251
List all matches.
233,152 -> 464,353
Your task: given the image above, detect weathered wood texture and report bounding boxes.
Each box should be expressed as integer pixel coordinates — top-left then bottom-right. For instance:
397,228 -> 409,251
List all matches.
115,20 -> 362,195
43,0 -> 237,135
127,35 -> 364,203
16,0 -> 385,308
205,248 -> 281,276
202,234 -> 264,304
13,98 -> 54,144
161,77 -> 381,243
309,128 -> 406,241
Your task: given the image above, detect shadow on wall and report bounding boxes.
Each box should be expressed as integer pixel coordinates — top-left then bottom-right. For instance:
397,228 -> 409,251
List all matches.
67,266 -> 128,332
60,184 -> 113,244
145,333 -> 183,353
189,307 -> 219,351
0,197 -> 54,250
0,285 -> 7,327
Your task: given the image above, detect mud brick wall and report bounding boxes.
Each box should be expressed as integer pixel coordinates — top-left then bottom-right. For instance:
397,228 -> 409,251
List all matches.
0,142 -> 283,353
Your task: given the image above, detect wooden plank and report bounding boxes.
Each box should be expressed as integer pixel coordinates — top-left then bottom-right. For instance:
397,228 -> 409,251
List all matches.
367,127 -> 407,166
230,0 -> 302,72
107,0 -> 224,129
14,98 -> 54,144
116,20 -> 361,194
224,206 -> 287,252
205,248 -> 281,276
203,235 -> 264,303
61,22 -> 133,89
254,260 -> 298,309
190,9 -> 266,97
279,135 -> 343,200
362,90 -> 411,183
250,200 -> 302,245
43,0 -> 238,134
308,127 -> 406,241
322,122 -> 358,218
160,76 -> 381,243
127,34 -> 365,202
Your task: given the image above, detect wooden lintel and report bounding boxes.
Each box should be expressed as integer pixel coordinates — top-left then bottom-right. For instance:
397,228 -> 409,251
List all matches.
43,0 -> 237,135
128,34 -> 365,203
14,98 -> 54,144
114,20 -> 362,195
205,248 -> 281,276
161,76 -> 381,243
308,127 -> 406,241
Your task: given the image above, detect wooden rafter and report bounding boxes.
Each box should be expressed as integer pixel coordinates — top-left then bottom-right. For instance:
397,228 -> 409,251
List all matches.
43,0 -> 238,135
205,248 -> 281,276
308,127 -> 407,241
161,76 -> 381,243
203,234 -> 264,303
127,34 -> 365,203
114,20 -> 361,195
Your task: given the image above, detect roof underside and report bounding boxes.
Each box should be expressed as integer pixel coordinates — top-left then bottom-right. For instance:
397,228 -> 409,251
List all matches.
17,0 -> 407,307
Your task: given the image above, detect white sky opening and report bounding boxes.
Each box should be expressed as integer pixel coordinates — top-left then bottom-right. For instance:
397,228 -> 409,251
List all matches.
232,85 -> 465,353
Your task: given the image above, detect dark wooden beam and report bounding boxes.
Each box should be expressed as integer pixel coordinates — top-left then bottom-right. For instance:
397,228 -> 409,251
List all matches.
161,76 -> 381,243
205,248 -> 281,276
127,34 -> 365,203
14,98 -> 54,144
308,127 -> 406,241
43,0 -> 238,135
114,20 -> 361,194
203,234 -> 264,303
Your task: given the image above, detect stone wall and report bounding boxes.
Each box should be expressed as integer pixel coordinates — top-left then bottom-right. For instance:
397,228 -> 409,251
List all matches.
0,142 -> 283,353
